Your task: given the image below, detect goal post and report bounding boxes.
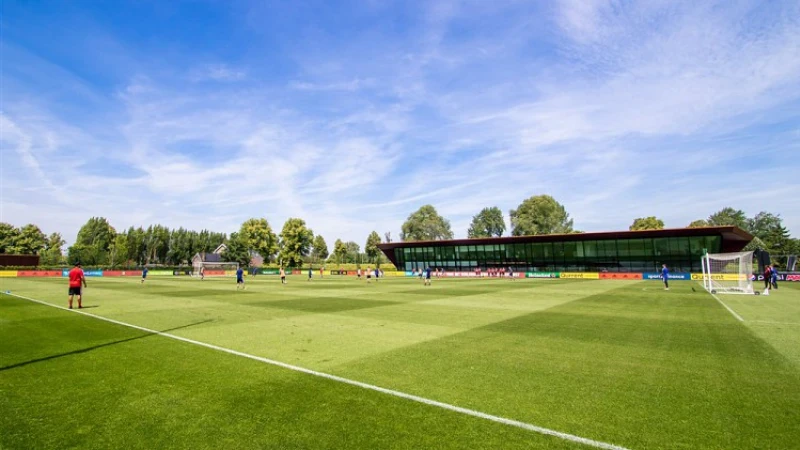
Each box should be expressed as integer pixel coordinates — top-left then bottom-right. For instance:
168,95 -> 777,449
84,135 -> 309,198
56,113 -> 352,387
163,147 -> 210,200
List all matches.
192,261 -> 240,277
701,251 -> 756,295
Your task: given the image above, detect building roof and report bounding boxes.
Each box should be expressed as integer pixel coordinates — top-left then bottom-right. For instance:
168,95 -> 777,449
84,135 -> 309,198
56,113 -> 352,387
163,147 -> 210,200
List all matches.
377,226 -> 753,266
193,252 -> 224,263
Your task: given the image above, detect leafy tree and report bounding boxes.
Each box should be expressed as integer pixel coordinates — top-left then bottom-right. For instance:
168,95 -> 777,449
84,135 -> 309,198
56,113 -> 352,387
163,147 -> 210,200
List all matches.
109,233 -> 129,267
332,239 -> 348,266
629,216 -> 665,231
126,227 -> 147,265
344,241 -> 361,264
467,206 -> 506,238
76,217 -> 116,250
746,211 -> 792,252
0,222 -> 20,253
384,231 -> 392,243
764,224 -> 792,254
365,231 -> 382,266
222,232 -> 252,267
400,205 -> 454,241
510,195 -> 574,236
743,236 -> 768,252
67,243 -> 106,266
707,207 -> 749,231
41,232 -> 66,265
688,219 -> 709,228
16,224 -> 47,254
278,218 -> 314,268
239,218 -> 278,263
312,235 -> 329,264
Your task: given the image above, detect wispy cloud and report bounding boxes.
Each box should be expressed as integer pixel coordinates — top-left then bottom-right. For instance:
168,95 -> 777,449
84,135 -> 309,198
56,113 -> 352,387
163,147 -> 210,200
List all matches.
2,0 -> 799,247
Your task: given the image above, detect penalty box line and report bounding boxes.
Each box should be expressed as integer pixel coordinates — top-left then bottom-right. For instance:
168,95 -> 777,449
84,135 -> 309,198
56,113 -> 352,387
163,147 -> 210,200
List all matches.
3,292 -> 630,450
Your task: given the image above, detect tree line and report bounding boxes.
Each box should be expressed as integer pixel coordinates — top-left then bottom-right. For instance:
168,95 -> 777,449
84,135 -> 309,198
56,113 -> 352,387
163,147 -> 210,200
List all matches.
399,195 -> 798,254
1,195 -> 796,268
0,217 -> 388,269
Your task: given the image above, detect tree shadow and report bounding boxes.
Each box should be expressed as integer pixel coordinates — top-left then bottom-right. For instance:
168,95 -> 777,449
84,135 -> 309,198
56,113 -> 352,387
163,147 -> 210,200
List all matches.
0,319 -> 214,372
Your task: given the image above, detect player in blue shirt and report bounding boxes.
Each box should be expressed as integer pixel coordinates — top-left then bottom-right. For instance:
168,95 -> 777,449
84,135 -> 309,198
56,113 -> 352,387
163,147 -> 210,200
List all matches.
424,266 -> 432,286
236,267 -> 245,290
661,264 -> 669,290
141,267 -> 148,284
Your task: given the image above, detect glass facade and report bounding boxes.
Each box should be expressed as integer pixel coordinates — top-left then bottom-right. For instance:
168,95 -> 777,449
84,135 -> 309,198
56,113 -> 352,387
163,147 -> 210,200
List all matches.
390,235 -> 723,273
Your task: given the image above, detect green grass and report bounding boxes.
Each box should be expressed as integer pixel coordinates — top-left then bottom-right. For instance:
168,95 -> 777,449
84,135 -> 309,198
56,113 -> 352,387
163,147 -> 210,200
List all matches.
1,275 -> 799,449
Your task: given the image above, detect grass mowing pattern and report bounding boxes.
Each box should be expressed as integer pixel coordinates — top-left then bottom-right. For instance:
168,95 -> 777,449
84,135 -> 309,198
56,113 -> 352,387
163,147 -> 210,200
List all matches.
1,276 -> 799,449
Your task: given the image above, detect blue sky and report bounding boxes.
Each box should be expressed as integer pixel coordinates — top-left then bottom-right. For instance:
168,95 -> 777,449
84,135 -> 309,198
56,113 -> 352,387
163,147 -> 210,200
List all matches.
2,0 -> 799,247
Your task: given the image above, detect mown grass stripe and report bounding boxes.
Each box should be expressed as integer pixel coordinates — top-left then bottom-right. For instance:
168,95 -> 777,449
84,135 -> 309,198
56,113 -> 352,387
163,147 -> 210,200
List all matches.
2,291 -> 629,450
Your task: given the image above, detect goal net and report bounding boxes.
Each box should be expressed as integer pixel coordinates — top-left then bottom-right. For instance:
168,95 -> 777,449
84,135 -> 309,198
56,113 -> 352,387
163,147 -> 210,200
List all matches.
192,261 -> 239,277
701,251 -> 755,295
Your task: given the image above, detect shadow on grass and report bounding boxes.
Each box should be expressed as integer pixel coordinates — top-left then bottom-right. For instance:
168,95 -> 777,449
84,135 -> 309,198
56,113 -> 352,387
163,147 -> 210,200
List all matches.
0,319 -> 214,372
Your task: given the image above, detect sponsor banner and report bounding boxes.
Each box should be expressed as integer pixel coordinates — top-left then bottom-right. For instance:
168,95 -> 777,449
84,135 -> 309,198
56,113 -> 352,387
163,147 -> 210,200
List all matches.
405,271 -> 416,277
754,273 -> 799,282
526,272 -> 559,278
380,271 -> 404,277
643,273 -> 691,281
0,270 -> 18,277
225,270 -> 238,276
62,269 -> 105,277
560,272 -> 600,279
259,269 -> 280,275
291,270 -> 302,275
691,273 -> 747,281
599,272 -> 643,280
103,271 -> 142,277
786,274 -> 800,282
148,270 -> 176,276
17,270 -> 62,277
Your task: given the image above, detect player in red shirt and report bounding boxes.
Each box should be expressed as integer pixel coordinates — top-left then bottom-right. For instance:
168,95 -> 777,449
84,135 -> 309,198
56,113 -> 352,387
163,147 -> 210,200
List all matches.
68,262 -> 87,309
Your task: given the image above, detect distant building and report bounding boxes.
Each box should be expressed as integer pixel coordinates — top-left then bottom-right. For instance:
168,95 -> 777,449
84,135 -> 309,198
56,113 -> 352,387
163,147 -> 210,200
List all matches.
378,226 -> 753,274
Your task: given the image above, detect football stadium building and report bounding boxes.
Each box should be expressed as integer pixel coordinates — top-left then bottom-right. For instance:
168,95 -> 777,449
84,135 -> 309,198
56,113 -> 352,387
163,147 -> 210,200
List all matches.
378,226 -> 753,274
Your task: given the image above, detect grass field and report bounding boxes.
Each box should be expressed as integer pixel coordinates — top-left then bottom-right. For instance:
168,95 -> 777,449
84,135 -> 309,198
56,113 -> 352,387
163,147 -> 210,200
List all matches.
2,275 -> 799,449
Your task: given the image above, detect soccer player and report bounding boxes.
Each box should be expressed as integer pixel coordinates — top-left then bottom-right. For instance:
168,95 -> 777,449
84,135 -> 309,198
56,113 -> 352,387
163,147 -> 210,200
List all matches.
357,268 -> 362,280
236,266 -> 245,290
770,265 -> 779,290
68,262 -> 87,309
280,267 -> 286,284
374,267 -> 379,281
661,264 -> 670,290
366,266 -> 372,283
308,267 -> 313,281
764,265 -> 772,290
508,266 -> 515,280
320,266 -> 325,279
424,266 -> 432,286
141,266 -> 148,284
200,265 -> 205,281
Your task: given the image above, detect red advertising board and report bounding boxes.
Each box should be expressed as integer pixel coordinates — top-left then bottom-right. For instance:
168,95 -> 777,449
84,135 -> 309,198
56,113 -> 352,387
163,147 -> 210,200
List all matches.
600,273 -> 643,280
17,270 -> 62,277
103,271 -> 143,277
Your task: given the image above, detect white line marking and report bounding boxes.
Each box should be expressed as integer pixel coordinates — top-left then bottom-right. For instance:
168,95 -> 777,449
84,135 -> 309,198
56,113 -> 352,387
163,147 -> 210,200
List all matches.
708,291 -> 745,322
749,320 -> 800,326
3,292 -> 629,450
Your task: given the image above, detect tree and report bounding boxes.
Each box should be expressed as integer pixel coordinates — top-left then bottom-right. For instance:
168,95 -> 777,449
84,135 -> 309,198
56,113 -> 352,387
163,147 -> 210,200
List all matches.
629,216 -> 665,231
384,231 -> 392,243
16,224 -> 47,255
707,207 -> 749,231
467,206 -> 506,238
344,241 -> 361,264
74,217 -> 116,265
108,233 -> 129,267
688,219 -> 709,228
126,227 -> 146,265
764,224 -> 792,254
41,233 -> 66,265
239,218 -> 278,264
743,236 -> 768,252
332,239 -> 348,267
0,223 -> 20,253
365,231 -> 382,266
312,235 -> 329,264
278,218 -> 314,268
510,195 -> 574,236
400,205 -> 454,241
222,232 -> 252,267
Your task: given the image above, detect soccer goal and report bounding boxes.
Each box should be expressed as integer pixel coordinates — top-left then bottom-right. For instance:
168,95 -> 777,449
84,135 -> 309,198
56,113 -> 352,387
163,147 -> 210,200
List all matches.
701,251 -> 756,295
192,261 -> 239,277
